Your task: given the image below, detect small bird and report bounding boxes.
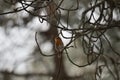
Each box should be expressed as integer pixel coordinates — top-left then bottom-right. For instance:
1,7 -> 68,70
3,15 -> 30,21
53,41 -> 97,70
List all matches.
54,36 -> 64,53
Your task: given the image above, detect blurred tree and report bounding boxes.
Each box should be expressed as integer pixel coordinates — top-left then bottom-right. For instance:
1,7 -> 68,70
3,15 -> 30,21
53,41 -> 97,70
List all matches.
0,0 -> 120,80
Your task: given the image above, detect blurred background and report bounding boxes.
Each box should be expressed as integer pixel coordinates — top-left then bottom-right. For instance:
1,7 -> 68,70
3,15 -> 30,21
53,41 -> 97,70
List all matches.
0,0 -> 120,80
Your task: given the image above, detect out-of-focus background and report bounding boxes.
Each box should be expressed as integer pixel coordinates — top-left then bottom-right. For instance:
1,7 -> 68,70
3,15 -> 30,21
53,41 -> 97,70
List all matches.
0,0 -> 120,80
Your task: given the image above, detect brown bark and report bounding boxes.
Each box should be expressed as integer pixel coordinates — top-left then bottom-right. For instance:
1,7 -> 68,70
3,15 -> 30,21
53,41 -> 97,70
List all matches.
45,1 -> 68,80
